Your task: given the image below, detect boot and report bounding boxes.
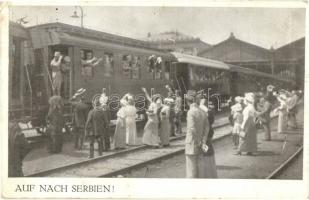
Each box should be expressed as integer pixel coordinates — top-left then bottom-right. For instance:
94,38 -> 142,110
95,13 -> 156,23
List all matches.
98,137 -> 103,156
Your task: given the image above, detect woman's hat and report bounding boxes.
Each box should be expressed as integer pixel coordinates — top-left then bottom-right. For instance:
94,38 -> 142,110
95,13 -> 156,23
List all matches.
267,85 -> 275,92
279,94 -> 287,100
234,96 -> 244,103
120,99 -> 128,106
64,56 -> 71,63
73,88 -> 86,99
244,93 -> 255,103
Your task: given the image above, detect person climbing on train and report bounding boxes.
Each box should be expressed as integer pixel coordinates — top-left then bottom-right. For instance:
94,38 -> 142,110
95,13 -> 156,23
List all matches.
81,51 -> 103,78
70,88 -> 89,150
46,95 -> 65,153
274,92 -> 288,134
50,51 -> 63,96
141,87 -> 161,148
85,97 -> 109,158
8,122 -> 30,177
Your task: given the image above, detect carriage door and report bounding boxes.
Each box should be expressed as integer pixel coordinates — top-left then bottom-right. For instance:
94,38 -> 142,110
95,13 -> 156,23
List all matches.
49,45 -> 73,99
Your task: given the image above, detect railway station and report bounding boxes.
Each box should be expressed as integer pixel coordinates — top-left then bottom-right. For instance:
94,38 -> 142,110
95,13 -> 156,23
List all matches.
8,7 -> 305,180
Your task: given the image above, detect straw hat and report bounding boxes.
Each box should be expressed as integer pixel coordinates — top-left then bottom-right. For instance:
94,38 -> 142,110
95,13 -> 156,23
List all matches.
72,88 -> 86,99
152,94 -> 162,102
164,98 -> 174,104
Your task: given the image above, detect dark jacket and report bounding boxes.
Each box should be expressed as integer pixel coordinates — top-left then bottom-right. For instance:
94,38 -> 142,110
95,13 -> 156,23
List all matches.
8,123 -> 30,177
205,108 -> 215,156
258,100 -> 272,124
71,101 -> 89,128
85,109 -> 109,137
46,108 -> 64,135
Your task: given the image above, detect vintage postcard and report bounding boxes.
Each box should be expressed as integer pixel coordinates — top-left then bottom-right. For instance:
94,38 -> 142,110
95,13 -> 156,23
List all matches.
1,1 -> 308,199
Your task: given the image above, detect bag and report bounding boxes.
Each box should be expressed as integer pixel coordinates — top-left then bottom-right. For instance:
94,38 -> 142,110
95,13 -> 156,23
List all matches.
199,143 -> 209,155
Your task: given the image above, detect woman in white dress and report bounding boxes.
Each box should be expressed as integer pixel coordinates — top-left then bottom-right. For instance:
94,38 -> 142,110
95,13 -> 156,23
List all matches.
276,94 -> 288,134
236,93 -> 258,156
112,99 -> 127,149
141,88 -> 161,148
125,95 -> 137,146
159,98 -> 172,146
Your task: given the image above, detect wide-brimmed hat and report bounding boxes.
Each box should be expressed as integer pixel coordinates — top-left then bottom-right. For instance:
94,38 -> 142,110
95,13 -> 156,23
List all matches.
234,96 -> 244,103
120,99 -> 128,106
64,56 -> 71,63
72,88 -> 86,99
244,93 -> 255,103
99,93 -> 108,105
152,94 -> 162,102
279,94 -> 287,100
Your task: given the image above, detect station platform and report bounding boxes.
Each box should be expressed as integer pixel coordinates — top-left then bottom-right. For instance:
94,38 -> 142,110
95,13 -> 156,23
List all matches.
22,102 -> 304,177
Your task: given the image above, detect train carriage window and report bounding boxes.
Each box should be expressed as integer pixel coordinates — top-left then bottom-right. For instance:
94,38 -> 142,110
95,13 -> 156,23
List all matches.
122,55 -> 132,78
103,53 -> 114,77
80,49 -> 101,77
131,56 -> 141,79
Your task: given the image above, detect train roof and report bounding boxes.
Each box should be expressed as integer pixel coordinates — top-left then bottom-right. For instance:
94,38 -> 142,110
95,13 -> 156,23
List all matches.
9,21 -> 30,39
27,22 -> 170,55
171,52 -> 230,70
171,52 -> 294,83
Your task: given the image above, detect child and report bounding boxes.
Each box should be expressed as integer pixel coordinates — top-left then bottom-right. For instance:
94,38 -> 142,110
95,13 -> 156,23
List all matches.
231,103 -> 243,149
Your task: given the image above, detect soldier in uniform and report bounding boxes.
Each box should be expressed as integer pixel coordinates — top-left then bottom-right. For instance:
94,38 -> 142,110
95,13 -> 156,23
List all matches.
8,122 -> 30,177
70,88 -> 89,150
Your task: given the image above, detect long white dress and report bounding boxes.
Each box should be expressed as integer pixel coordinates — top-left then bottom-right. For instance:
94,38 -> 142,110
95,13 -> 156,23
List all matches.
238,104 -> 257,153
277,101 -> 288,133
125,105 -> 137,145
142,103 -> 161,146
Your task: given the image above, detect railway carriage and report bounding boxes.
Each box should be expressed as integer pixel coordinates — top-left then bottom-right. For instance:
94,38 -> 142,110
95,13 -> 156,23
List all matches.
9,21 -> 295,125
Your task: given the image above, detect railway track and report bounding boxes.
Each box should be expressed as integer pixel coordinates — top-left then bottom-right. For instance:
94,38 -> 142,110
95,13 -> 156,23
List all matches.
266,145 -> 303,179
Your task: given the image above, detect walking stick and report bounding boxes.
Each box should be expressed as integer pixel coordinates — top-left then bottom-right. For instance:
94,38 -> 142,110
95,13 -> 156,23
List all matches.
281,135 -> 287,154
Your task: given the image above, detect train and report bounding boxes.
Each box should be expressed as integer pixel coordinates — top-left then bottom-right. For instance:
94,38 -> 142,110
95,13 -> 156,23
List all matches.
9,21 -> 294,125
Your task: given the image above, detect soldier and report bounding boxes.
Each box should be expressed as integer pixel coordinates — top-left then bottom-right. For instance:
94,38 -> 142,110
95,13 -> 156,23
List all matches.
8,122 -> 30,177
185,90 -> 209,178
70,88 -> 89,150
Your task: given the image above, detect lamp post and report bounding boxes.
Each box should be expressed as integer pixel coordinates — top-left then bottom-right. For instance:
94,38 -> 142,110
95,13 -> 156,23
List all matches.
71,6 -> 84,28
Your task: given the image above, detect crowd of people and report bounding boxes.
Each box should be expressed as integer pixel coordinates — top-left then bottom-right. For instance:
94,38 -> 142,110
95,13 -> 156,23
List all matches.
8,81 -> 302,178
229,85 -> 302,156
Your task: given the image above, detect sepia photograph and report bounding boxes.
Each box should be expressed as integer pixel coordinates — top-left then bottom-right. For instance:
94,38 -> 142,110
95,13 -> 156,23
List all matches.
2,2 -> 308,199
